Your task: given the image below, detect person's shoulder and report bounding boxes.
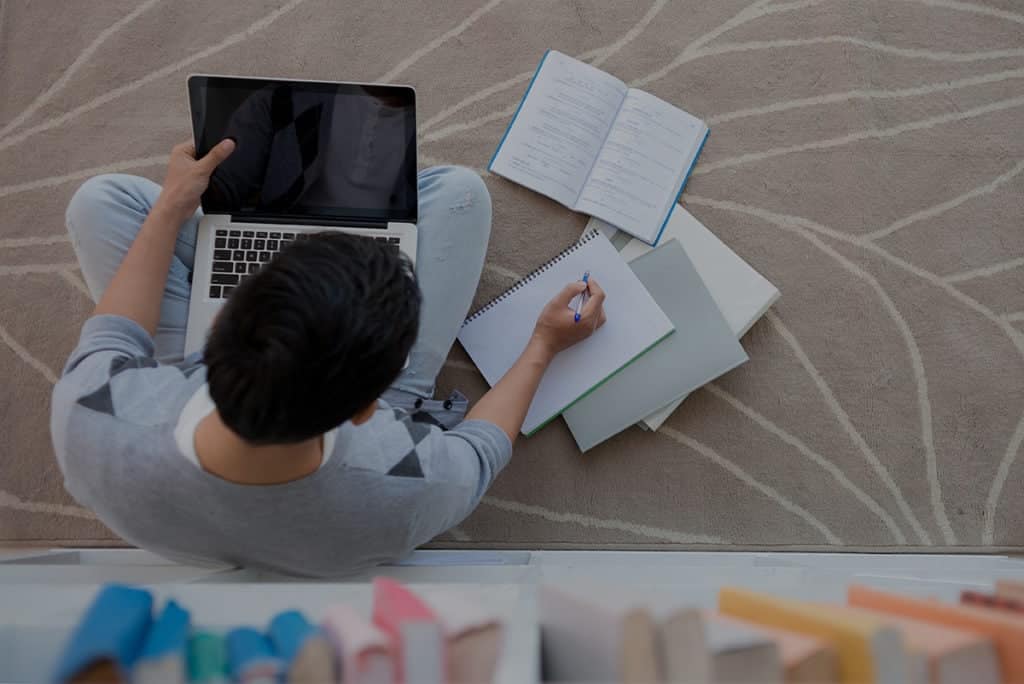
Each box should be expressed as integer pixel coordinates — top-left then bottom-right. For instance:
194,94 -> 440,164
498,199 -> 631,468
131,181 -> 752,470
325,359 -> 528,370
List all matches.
54,409 -> 185,504
57,356 -> 205,431
322,406 -> 440,474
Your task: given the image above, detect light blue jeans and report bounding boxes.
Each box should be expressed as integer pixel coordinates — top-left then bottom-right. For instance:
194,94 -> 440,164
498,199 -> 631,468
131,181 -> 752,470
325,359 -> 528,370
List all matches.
66,166 -> 492,402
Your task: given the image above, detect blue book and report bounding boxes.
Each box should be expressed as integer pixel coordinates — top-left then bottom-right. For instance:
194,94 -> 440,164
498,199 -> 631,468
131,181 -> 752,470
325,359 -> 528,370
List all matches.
134,600 -> 191,684
226,627 -> 282,684
268,611 -> 336,683
489,49 -> 710,246
51,584 -> 153,683
188,630 -> 228,684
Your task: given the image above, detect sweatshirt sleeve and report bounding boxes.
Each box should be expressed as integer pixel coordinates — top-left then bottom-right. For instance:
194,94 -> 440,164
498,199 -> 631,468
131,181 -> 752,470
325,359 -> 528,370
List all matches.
395,418 -> 513,546
62,314 -> 156,377
50,315 -> 158,480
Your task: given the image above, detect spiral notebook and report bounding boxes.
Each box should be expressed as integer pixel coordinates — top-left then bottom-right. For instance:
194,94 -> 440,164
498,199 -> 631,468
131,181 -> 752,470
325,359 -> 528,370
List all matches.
457,229 -> 674,436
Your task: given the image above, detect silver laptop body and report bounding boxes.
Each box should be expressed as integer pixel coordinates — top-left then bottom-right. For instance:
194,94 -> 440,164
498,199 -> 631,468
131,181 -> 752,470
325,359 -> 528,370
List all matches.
184,75 -> 418,357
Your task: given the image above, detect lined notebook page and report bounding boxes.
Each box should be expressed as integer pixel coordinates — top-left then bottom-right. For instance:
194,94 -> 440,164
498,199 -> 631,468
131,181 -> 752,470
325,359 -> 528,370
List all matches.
457,230 -> 674,435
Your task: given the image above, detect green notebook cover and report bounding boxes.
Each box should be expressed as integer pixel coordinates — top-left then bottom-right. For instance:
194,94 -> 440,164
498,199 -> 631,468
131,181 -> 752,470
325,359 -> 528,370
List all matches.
524,329 -> 673,436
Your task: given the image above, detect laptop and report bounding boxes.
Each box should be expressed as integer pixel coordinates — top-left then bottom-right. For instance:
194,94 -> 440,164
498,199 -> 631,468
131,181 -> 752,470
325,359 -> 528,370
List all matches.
183,75 -> 418,357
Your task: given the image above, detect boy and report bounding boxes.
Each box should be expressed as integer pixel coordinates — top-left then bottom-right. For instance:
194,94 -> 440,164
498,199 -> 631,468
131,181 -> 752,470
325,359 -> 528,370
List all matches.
50,140 -> 606,576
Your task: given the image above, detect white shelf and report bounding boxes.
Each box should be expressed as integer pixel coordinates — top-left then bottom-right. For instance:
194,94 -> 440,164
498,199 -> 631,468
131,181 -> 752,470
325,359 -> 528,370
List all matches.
2,548 -> 1023,683
0,582 -> 536,684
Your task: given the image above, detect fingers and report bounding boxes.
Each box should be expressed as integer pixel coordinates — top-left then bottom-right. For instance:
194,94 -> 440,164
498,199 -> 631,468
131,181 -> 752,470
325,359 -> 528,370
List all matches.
552,280 -> 588,307
197,138 -> 236,174
173,140 -> 196,158
579,277 -> 605,319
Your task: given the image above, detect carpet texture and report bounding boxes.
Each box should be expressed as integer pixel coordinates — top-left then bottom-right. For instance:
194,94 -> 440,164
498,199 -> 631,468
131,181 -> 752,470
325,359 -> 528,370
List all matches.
1,0 -> 1023,551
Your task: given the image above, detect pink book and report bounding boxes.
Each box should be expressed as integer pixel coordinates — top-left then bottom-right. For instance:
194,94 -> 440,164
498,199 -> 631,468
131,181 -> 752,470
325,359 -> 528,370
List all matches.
371,578 -> 445,684
322,605 -> 393,684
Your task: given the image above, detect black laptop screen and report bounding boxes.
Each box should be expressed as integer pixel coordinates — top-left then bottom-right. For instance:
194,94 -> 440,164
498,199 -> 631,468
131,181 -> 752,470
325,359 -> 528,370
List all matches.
188,76 -> 417,222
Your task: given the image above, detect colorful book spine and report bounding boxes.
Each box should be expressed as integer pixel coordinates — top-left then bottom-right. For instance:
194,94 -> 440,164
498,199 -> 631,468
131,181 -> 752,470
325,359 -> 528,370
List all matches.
268,611 -> 317,665
373,577 -> 446,683
133,600 -> 191,684
268,610 -> 335,683
51,584 -> 154,684
188,631 -> 228,684
849,584 -> 1024,681
322,603 -> 395,684
720,587 -> 905,684
226,627 -> 283,684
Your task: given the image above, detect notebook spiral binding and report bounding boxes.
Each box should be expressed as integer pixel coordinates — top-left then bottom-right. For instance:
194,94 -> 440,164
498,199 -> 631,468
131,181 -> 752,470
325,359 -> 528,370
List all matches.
462,229 -> 601,326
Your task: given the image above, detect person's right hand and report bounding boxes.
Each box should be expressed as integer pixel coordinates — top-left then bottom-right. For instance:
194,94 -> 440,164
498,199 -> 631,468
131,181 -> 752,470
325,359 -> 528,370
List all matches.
153,139 -> 236,224
530,278 -> 607,357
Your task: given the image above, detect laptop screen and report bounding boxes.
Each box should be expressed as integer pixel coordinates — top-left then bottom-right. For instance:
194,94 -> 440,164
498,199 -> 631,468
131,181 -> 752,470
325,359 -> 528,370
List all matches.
188,76 -> 417,223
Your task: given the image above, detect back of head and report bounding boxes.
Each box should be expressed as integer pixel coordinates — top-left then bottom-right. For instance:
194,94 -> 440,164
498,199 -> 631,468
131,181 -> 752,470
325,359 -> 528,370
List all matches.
205,233 -> 420,444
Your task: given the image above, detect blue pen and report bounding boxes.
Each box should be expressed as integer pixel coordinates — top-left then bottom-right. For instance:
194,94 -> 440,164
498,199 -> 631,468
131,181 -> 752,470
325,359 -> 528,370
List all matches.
573,271 -> 590,323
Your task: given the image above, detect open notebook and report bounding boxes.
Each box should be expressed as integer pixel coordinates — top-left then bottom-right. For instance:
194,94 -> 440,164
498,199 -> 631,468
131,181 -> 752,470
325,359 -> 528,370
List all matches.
457,230 -> 674,436
489,50 -> 709,245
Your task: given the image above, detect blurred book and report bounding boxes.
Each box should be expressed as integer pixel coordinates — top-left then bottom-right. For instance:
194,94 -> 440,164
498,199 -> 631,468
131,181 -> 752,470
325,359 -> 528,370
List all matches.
704,613 -> 782,684
268,610 -> 335,683
225,627 -> 282,684
187,631 -> 227,684
832,603 -> 999,684
653,605 -> 710,684
540,585 -> 709,682
995,579 -> 1024,603
720,587 -> 907,684
849,584 -> 1024,682
372,578 -> 444,684
421,591 -> 504,684
540,585 -> 660,683
52,584 -> 153,684
322,604 -> 394,684
134,600 -> 190,684
707,613 -> 836,684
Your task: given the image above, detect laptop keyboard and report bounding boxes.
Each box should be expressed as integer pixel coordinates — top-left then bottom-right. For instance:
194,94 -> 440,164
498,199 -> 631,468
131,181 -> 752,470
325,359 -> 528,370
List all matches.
207,228 -> 401,299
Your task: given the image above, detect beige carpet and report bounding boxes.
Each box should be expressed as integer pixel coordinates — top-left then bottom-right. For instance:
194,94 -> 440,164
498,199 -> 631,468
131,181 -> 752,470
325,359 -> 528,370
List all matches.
1,0 -> 1023,551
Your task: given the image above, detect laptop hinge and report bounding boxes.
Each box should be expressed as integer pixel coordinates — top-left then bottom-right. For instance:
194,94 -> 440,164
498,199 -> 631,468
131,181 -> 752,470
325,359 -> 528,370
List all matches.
229,214 -> 388,229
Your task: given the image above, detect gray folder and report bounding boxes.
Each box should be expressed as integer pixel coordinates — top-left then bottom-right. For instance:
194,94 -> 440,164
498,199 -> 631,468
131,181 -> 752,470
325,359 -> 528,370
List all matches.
562,239 -> 749,451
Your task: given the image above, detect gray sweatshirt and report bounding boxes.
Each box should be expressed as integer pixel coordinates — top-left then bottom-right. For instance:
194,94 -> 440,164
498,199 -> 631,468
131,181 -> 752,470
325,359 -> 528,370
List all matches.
50,315 -> 511,577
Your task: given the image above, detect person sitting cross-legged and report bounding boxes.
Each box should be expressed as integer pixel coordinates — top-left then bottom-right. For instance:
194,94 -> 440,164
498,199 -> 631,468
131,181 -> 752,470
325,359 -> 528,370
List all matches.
50,139 -> 606,577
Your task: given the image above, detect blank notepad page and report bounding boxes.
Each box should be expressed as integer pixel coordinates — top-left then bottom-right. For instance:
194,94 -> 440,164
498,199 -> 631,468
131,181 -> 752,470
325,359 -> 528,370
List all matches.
457,230 -> 674,435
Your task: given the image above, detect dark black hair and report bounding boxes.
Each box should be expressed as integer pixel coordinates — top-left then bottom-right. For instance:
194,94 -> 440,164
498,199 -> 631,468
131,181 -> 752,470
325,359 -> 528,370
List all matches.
205,232 -> 420,444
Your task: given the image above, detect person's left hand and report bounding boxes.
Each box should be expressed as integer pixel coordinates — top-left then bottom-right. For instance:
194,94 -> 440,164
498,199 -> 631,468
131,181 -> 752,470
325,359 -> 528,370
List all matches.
154,139 -> 235,223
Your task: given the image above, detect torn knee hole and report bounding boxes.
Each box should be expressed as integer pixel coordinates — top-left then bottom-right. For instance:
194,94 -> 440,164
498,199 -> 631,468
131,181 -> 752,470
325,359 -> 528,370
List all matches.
448,191 -> 476,212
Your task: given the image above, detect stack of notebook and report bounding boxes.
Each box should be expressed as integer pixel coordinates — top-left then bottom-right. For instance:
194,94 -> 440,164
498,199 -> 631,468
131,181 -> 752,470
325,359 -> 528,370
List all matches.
458,50 -> 779,451
51,580 -> 504,684
541,580 -> 1024,683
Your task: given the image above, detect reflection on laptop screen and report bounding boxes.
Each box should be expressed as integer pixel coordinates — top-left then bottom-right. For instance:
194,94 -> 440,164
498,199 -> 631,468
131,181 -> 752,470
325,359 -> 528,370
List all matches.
189,77 -> 417,222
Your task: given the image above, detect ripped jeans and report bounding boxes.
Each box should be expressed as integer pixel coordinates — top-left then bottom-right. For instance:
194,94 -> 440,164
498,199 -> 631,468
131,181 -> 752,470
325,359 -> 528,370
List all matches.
67,166 -> 492,418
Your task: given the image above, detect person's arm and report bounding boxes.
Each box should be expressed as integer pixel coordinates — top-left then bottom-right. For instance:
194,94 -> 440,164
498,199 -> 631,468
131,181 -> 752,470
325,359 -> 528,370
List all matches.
93,139 -> 235,336
465,278 -> 607,443
380,280 -> 606,551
